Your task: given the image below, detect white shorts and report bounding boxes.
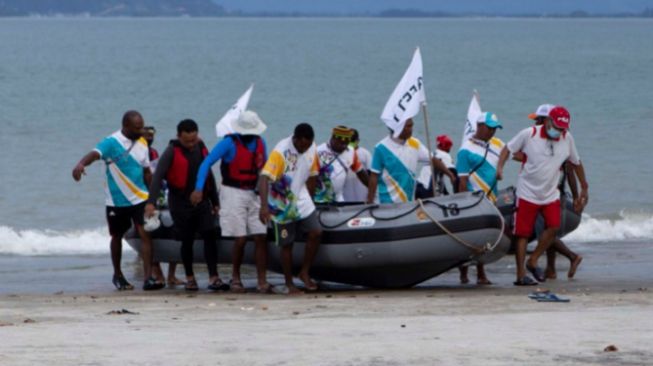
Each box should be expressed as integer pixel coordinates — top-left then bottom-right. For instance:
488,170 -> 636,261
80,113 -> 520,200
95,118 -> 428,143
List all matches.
219,185 -> 268,237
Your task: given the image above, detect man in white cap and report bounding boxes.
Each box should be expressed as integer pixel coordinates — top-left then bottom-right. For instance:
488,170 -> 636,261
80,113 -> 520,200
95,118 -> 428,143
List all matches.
456,111 -> 504,285
497,106 -> 589,286
517,104 -> 584,280
191,110 -> 272,293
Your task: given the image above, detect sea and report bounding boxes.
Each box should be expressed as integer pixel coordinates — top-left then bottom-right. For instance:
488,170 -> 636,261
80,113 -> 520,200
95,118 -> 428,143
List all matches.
0,18 -> 652,293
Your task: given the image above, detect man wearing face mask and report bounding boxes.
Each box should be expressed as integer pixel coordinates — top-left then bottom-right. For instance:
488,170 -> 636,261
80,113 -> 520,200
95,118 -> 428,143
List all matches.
72,110 -> 163,291
496,106 -> 589,286
314,126 -> 369,204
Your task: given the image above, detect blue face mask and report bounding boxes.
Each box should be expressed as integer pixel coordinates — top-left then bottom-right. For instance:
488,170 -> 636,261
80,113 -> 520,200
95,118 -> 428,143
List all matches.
546,126 -> 561,139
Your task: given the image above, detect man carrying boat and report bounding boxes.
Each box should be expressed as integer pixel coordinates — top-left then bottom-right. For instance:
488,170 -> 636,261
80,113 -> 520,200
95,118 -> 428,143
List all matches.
72,110 -> 163,291
258,123 -> 322,294
456,112 -> 504,285
191,111 -> 273,293
314,126 -> 369,204
367,118 -> 454,204
520,104 -> 584,279
146,119 -> 225,292
497,106 -> 589,286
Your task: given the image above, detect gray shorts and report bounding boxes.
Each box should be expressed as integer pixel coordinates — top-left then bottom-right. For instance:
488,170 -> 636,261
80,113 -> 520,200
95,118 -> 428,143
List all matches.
272,210 -> 321,247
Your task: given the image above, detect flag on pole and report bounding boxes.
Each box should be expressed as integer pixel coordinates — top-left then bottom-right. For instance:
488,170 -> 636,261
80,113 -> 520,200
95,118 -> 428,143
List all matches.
216,84 -> 254,138
461,90 -> 482,145
380,48 -> 426,139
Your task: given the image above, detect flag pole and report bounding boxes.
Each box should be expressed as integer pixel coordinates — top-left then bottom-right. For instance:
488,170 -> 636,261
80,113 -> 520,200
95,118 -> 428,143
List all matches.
421,102 -> 438,197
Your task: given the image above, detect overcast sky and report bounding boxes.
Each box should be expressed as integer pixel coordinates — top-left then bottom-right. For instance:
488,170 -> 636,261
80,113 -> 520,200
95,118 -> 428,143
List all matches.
215,0 -> 653,14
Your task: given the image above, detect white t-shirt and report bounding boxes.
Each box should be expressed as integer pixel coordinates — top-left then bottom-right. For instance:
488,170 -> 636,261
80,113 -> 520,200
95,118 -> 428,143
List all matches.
417,149 -> 453,187
261,136 -> 319,220
343,146 -> 371,202
316,143 -> 363,202
506,125 -> 581,204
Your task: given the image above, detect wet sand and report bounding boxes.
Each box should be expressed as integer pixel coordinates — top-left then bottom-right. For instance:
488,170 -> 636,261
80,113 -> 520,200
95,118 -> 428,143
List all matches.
1,241 -> 652,365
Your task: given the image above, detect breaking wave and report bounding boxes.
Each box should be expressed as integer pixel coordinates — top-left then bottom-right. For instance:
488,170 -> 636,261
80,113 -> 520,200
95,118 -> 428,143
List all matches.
0,226 -> 133,256
565,211 -> 653,243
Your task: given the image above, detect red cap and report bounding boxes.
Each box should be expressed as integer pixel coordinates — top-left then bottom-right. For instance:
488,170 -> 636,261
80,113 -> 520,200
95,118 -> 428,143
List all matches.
436,134 -> 453,152
549,106 -> 570,130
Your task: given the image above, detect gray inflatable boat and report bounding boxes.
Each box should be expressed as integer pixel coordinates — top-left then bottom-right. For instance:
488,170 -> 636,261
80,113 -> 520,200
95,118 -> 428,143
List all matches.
125,186 -> 580,288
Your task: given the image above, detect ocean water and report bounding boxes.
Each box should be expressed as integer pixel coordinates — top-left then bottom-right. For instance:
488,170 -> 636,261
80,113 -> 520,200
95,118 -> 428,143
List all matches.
1,18 -> 652,264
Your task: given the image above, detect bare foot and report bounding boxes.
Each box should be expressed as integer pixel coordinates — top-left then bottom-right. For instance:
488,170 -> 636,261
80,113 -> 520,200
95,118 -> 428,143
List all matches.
298,272 -> 318,291
568,256 -> 583,279
476,278 -> 492,285
545,268 -> 557,280
460,276 -> 470,284
167,277 -> 185,287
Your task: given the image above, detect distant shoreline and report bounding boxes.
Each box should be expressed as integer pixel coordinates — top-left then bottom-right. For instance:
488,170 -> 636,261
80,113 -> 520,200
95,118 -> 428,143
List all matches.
2,14 -> 653,19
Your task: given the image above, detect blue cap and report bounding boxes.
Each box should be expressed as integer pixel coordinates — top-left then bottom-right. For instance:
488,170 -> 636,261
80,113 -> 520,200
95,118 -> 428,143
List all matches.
477,112 -> 502,129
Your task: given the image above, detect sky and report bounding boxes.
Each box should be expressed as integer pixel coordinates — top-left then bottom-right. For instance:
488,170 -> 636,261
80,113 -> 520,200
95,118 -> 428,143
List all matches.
215,0 -> 653,15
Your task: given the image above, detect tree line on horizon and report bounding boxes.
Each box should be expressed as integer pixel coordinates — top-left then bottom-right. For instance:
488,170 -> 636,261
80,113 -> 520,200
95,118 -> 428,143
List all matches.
1,0 -> 652,18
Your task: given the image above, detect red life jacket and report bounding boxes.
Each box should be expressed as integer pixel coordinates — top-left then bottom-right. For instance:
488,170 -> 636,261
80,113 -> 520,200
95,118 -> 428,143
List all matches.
220,135 -> 265,190
148,147 -> 159,161
166,140 -> 209,191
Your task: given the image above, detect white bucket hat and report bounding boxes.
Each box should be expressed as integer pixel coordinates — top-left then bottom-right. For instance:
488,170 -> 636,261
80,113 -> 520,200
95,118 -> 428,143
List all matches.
230,110 -> 267,136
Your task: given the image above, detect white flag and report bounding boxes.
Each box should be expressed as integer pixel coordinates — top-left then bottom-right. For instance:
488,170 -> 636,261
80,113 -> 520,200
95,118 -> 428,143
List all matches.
216,84 -> 254,138
462,90 -> 482,145
380,48 -> 426,139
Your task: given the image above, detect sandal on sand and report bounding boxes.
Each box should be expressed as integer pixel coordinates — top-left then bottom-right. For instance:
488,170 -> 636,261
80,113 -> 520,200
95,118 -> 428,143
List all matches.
185,279 -> 199,292
112,275 -> 134,291
256,283 -> 274,294
207,279 -> 230,292
230,280 -> 246,293
526,264 -> 546,283
514,276 -> 538,286
143,277 -> 165,291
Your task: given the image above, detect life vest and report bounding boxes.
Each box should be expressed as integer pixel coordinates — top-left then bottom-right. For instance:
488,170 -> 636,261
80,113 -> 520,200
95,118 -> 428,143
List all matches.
220,135 -> 265,190
148,147 -> 159,161
165,139 -> 208,191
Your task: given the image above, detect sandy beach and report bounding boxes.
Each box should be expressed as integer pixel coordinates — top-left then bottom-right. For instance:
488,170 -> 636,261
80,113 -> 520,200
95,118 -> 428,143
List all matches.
2,242 -> 652,366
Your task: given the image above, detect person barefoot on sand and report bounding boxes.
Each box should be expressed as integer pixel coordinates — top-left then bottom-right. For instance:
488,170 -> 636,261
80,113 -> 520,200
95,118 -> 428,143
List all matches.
258,123 -> 322,295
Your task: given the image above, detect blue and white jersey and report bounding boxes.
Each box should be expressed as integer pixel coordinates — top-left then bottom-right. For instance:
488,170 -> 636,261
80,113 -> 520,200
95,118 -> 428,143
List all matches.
456,136 -> 504,202
94,130 -> 150,207
371,136 -> 430,204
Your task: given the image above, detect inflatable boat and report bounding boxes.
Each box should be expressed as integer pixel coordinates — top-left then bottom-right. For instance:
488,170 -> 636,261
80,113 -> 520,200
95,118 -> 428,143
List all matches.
125,187 -> 580,288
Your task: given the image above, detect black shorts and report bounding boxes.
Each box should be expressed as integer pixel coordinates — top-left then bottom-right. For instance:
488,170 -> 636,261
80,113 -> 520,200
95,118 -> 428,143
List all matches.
106,202 -> 146,237
272,210 -> 321,247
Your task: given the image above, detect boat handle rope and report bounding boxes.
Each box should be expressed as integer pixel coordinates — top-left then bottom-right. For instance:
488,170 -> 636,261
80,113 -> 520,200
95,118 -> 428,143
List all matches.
317,192 -> 486,230
417,198 -> 505,257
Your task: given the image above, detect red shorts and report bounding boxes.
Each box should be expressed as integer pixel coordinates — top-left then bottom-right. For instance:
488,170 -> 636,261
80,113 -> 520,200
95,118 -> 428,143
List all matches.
513,198 -> 561,238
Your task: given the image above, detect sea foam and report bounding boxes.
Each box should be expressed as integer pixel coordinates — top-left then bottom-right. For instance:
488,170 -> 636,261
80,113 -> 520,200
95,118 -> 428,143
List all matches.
565,211 -> 653,243
0,226 -> 132,256
1,211 -> 652,256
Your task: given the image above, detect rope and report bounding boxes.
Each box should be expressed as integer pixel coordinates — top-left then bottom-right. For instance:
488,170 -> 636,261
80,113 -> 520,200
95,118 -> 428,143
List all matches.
416,199 -> 486,255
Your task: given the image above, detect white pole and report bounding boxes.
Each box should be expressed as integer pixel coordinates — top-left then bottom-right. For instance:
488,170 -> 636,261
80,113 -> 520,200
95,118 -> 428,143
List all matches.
421,102 -> 438,197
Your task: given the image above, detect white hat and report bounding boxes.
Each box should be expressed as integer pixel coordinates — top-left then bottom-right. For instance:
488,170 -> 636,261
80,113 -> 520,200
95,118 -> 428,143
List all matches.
143,210 -> 161,232
230,110 -> 267,136
528,104 -> 554,120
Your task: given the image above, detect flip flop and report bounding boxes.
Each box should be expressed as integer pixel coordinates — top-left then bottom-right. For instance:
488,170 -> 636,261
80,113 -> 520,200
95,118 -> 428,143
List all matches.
230,280 -> 247,294
207,279 -> 230,292
143,277 -> 165,291
528,290 -> 551,300
526,264 -> 546,283
514,276 -> 538,286
112,275 -> 134,291
185,279 -> 199,292
256,283 -> 274,294
536,293 -> 570,303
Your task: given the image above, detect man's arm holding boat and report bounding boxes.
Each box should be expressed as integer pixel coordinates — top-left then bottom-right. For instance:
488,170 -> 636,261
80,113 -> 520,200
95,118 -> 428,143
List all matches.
144,145 -> 174,217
